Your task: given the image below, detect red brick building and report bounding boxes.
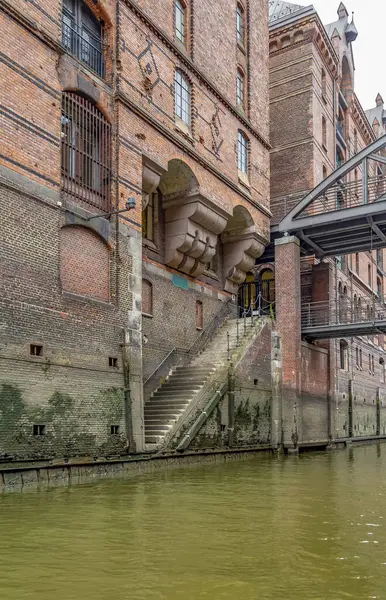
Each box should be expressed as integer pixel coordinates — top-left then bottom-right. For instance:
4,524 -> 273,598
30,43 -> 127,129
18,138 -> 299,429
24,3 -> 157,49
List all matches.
267,0 -> 386,445
0,0 -> 270,458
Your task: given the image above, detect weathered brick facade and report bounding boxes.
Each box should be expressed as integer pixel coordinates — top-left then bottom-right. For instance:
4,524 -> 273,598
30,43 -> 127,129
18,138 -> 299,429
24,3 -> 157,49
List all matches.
269,1 -> 386,446
0,0 -> 270,458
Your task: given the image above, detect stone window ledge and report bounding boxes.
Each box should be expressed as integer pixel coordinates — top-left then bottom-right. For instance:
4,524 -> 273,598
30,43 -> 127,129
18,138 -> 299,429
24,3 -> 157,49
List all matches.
62,291 -> 115,309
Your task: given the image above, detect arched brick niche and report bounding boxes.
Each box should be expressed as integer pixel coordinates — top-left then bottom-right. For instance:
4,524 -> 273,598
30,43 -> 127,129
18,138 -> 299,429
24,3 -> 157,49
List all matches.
60,225 -> 110,301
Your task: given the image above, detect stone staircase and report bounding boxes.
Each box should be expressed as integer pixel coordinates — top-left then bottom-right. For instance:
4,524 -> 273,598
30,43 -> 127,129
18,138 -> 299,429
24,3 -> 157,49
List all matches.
144,317 -> 260,447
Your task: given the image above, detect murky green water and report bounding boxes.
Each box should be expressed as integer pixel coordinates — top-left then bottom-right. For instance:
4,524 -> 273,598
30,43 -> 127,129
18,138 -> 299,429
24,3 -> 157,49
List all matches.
1,446 -> 386,600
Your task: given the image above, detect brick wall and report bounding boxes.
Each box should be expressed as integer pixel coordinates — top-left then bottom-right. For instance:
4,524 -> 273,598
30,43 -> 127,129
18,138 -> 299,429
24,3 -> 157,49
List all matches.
0,0 -> 270,459
301,341 -> 329,442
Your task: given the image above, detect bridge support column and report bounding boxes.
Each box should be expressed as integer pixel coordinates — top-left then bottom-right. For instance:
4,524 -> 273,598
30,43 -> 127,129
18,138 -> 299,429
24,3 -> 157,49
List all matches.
275,236 -> 302,450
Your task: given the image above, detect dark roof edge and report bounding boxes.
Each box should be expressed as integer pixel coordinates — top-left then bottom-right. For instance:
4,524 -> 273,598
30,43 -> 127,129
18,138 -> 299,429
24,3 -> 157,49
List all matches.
269,5 -> 316,31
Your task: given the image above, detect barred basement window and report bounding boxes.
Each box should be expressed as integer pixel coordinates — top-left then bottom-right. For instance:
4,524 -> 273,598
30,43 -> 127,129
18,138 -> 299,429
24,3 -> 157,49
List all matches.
175,0 -> 186,44
33,424 -> 46,436
61,92 -> 111,212
110,425 -> 120,435
109,357 -> 118,368
62,0 -> 105,77
175,70 -> 191,126
30,344 -> 43,357
238,130 -> 248,174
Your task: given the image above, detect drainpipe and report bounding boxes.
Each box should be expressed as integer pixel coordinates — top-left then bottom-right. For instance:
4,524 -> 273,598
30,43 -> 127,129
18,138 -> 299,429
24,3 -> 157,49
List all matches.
176,381 -> 228,452
121,329 -> 135,452
227,362 -> 235,447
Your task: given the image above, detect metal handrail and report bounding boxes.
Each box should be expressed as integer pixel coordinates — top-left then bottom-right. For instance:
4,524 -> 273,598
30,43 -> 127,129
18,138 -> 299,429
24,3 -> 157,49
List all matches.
144,348 -> 176,386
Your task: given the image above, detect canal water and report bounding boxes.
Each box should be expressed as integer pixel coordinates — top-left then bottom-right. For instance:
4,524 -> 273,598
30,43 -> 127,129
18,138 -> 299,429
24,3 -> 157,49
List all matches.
1,446 -> 386,600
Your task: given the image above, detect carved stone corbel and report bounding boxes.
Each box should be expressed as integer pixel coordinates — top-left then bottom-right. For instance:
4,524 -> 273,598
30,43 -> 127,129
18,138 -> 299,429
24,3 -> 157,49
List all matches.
163,193 -> 230,278
222,226 -> 266,295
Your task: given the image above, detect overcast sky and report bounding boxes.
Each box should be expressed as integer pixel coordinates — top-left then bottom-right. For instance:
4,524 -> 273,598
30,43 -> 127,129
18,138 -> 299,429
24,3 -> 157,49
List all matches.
311,0 -> 385,110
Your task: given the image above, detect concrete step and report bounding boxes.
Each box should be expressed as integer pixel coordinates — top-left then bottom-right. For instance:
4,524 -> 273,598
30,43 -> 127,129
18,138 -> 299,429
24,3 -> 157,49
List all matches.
156,384 -> 202,392
144,425 -> 171,433
145,409 -> 184,418
145,418 -> 175,426
146,402 -> 190,410
152,390 -> 196,398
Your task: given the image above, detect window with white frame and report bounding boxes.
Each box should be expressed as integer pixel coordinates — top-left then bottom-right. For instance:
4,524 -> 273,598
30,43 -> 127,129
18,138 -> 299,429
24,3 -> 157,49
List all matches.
236,4 -> 244,46
175,0 -> 186,44
237,69 -> 245,107
175,70 -> 191,126
238,131 -> 248,174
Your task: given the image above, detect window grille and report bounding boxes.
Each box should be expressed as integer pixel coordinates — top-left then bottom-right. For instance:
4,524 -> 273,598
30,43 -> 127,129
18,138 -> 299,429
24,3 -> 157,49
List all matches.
175,0 -> 186,44
62,0 -> 105,77
237,69 -> 244,107
61,92 -> 111,212
237,5 -> 244,45
175,70 -> 191,126
238,131 -> 248,174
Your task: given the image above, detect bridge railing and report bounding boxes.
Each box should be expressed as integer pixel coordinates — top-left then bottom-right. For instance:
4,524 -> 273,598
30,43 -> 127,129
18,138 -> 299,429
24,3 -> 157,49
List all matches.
301,175 -> 386,218
301,295 -> 386,329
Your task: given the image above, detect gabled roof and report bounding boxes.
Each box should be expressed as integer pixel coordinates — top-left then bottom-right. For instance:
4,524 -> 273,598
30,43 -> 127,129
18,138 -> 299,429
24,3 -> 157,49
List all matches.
268,0 -> 307,24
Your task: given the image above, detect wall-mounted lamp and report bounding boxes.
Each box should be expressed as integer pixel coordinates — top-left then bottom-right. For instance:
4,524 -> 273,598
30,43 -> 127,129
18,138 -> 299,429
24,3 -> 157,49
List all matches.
86,197 -> 137,221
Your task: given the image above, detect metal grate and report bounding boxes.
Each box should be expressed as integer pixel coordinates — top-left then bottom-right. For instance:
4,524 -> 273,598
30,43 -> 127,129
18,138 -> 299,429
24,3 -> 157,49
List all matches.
62,16 -> 105,77
61,92 -> 111,212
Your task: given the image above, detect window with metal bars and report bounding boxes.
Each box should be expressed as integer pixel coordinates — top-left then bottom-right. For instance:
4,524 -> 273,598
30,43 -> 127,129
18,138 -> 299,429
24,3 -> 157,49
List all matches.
61,92 -> 111,212
238,130 -> 248,174
175,0 -> 186,44
237,69 -> 245,108
175,70 -> 191,126
236,4 -> 244,46
62,0 -> 105,77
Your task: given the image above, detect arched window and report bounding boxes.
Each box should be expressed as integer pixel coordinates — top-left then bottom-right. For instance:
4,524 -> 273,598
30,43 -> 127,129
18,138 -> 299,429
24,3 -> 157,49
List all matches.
322,115 -> 327,149
62,0 -> 104,76
380,357 -> 385,383
175,69 -> 191,126
353,129 -> 358,154
355,253 -> 359,273
237,68 -> 245,108
359,348 -> 363,368
340,340 -> 348,370
322,165 -> 327,180
60,226 -> 110,301
142,279 -> 153,316
196,300 -> 203,330
377,276 -> 383,298
236,4 -> 245,46
238,130 -> 248,175
321,68 -> 327,97
261,270 -> 275,304
356,346 -> 359,368
61,92 -> 111,211
368,263 -> 372,287
175,0 -> 186,44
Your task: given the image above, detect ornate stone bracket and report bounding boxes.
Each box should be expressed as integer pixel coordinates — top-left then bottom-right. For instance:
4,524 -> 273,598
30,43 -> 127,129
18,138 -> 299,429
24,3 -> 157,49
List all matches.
163,193 -> 230,278
222,226 -> 266,295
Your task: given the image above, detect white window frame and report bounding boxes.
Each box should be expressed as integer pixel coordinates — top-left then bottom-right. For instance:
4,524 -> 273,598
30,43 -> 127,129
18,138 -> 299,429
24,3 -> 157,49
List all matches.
175,70 -> 191,126
237,69 -> 244,107
236,5 -> 244,46
175,0 -> 186,44
238,130 -> 248,174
